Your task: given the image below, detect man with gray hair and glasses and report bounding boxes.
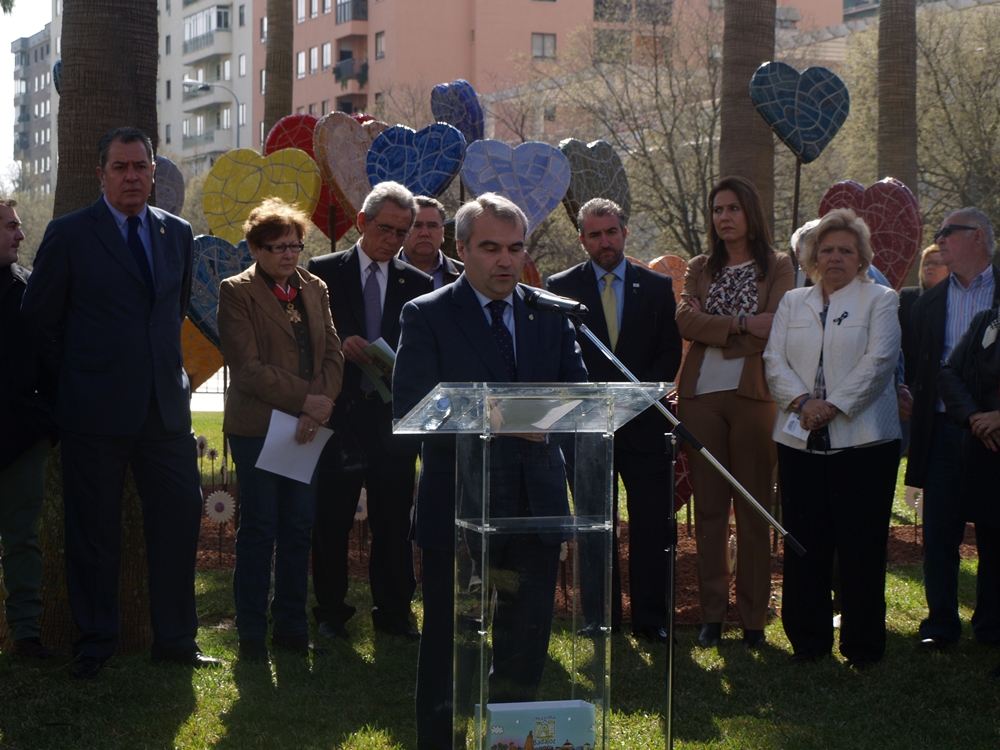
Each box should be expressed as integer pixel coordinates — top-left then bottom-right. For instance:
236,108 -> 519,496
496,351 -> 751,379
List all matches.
307,181 -> 433,641
908,207 -> 1000,652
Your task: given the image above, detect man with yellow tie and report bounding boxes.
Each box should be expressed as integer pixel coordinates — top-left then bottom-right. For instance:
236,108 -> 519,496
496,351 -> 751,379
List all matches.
546,198 -> 683,642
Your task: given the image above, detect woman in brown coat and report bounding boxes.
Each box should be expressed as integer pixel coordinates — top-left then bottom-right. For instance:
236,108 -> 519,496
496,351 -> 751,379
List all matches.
218,198 -> 344,661
676,176 -> 794,649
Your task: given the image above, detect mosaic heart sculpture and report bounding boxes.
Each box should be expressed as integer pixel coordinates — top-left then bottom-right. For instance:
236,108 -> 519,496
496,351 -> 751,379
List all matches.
520,252 -> 541,287
461,140 -> 571,236
649,254 -> 688,306
819,178 -> 924,290
188,235 -> 255,350
53,59 -> 62,95
181,318 -> 224,391
749,61 -> 850,164
559,138 -> 631,227
202,148 -> 321,245
314,112 -> 389,218
265,114 -> 351,241
154,156 -> 185,216
366,123 -> 467,198
430,79 -> 484,145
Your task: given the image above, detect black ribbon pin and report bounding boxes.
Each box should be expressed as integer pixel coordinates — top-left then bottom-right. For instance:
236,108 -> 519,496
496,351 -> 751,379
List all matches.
834,311 -> 849,325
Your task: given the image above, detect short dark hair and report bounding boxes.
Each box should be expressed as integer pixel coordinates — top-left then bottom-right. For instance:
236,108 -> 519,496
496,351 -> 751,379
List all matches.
97,127 -> 154,170
0,198 -> 17,209
243,197 -> 310,248
414,195 -> 446,222
577,198 -> 626,233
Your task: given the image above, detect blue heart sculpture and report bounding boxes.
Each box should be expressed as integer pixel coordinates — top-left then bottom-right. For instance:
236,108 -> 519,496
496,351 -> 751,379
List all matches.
431,79 -> 484,145
53,60 -> 62,95
559,138 -> 631,227
460,140 -> 571,236
188,236 -> 255,350
749,61 -> 850,164
366,123 -> 466,198
154,156 -> 185,216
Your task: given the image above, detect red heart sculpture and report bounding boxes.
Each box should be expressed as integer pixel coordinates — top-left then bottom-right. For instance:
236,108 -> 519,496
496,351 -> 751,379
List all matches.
818,178 -> 923,290
265,114 -> 352,241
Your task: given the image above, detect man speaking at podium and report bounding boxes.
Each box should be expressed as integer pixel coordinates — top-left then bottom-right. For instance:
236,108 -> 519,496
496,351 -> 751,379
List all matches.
393,193 -> 587,749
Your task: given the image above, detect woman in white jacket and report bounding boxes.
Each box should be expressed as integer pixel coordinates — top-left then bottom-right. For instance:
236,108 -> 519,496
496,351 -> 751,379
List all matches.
763,209 -> 901,669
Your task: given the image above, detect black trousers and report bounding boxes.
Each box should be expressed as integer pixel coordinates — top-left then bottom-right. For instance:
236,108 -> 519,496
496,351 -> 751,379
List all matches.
777,440 -> 899,663
312,398 -> 417,627
61,398 -> 202,661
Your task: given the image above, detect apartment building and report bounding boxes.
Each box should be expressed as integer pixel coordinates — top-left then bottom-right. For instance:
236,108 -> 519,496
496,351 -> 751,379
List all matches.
10,23 -> 55,194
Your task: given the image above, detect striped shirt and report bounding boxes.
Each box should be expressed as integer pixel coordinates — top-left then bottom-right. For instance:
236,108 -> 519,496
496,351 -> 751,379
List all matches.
938,265 -> 995,410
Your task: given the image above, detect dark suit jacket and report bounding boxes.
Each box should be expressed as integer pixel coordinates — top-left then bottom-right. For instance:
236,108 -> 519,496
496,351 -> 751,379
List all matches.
395,249 -> 464,287
393,275 -> 588,551
906,265 -> 1000,488
899,286 -> 922,387
306,243 -> 433,458
21,198 -> 195,436
546,259 -> 682,453
1,263 -> 53,468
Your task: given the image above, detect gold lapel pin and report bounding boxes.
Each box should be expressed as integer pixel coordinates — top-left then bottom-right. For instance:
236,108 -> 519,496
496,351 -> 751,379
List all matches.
528,314 -> 534,321
398,278 -> 404,283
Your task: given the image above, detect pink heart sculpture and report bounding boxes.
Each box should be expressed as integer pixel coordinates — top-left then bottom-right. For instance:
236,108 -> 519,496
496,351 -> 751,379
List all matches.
313,112 -> 389,219
818,178 -> 923,290
265,114 -> 351,241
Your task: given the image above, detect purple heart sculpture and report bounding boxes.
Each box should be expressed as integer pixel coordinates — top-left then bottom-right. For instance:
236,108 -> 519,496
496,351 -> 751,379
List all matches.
461,140 -> 571,236
559,138 -> 631,227
749,61 -> 850,164
366,123 -> 467,198
188,236 -> 255,350
430,79 -> 484,145
154,156 -> 185,216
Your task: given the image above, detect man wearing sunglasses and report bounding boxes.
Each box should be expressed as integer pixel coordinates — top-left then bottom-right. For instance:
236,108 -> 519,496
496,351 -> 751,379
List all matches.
398,196 -> 463,290
306,181 -> 434,641
907,208 -> 1000,652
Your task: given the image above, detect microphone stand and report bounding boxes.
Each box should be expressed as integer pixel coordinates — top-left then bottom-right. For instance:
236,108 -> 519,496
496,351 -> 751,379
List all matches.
566,315 -> 805,750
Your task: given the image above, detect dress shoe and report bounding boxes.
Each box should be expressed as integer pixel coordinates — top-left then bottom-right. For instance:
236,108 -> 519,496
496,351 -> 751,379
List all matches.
317,620 -> 350,640
743,629 -> 766,650
272,634 -> 326,656
789,652 -> 821,665
13,637 -> 55,659
916,635 -> 950,652
697,622 -> 722,648
72,656 -> 104,680
152,647 -> 222,668
238,640 -> 269,663
373,615 -> 421,641
633,625 -> 669,643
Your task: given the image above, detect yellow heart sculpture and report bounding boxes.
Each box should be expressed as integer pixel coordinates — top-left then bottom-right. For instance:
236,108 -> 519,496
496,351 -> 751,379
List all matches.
181,318 -> 224,391
202,148 -> 322,245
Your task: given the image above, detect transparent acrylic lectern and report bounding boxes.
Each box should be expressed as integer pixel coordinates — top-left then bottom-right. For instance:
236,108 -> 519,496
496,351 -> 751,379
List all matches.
394,382 -> 672,749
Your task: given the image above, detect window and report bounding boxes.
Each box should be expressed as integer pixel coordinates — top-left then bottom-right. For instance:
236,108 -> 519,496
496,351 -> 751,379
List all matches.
45,100 -> 50,115
593,28 -> 631,64
195,115 -> 204,136
260,121 -> 265,146
336,0 -> 366,24
183,119 -> 189,137
322,42 -> 332,69
239,103 -> 247,125
532,33 -> 556,60
165,124 -> 172,144
165,35 -> 171,54
324,0 -> 331,12
223,59 -> 231,80
308,102 -> 317,115
33,103 -> 38,118
375,31 -> 385,60
57,36 -> 61,55
260,16 -> 267,42
296,106 -> 305,115
310,46 -> 319,74
297,0 -> 306,22
166,79 -> 171,99
297,51 -> 306,78
260,69 -> 266,95
239,54 -> 246,77
223,107 -> 231,130
544,106 -> 557,122
239,4 -> 245,26
321,99 -> 330,115
311,0 -> 319,18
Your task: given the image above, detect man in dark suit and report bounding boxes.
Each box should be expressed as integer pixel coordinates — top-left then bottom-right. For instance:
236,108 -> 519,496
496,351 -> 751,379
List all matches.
393,193 -> 587,750
21,127 -> 216,679
397,196 -> 463,289
306,181 -> 434,640
546,198 -> 682,642
908,207 -> 1000,651
1,199 -> 55,659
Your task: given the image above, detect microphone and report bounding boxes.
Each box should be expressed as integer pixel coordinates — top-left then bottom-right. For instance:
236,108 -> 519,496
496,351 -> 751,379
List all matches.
520,286 -> 589,316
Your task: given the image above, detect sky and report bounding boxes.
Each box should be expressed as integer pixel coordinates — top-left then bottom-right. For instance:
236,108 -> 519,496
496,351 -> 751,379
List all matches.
1,2 -> 53,188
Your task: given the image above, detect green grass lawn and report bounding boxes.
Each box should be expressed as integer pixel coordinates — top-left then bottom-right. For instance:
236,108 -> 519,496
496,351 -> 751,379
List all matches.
2,562 -> 998,749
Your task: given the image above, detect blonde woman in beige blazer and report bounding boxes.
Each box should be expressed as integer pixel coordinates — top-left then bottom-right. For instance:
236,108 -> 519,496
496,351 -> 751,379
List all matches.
676,176 -> 794,651
218,198 -> 343,662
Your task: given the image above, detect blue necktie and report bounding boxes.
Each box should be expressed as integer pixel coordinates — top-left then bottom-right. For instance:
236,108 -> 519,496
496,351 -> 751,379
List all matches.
361,262 -> 383,394
488,300 -> 517,381
127,215 -> 155,295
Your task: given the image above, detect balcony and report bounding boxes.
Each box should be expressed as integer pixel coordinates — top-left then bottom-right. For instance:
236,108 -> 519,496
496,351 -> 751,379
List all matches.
183,28 -> 232,60
336,0 -> 367,24
182,127 -> 235,152
183,130 -> 216,148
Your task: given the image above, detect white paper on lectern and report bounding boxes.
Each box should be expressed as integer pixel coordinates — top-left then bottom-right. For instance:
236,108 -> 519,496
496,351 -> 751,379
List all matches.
255,410 -> 334,483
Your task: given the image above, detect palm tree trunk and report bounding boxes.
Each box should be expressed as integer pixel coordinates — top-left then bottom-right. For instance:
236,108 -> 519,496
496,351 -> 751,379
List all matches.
264,0 -> 295,143
878,0 -> 920,286
719,0 -> 776,226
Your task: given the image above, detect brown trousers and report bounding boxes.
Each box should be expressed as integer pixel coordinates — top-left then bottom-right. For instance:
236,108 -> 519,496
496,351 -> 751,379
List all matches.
678,390 -> 776,630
